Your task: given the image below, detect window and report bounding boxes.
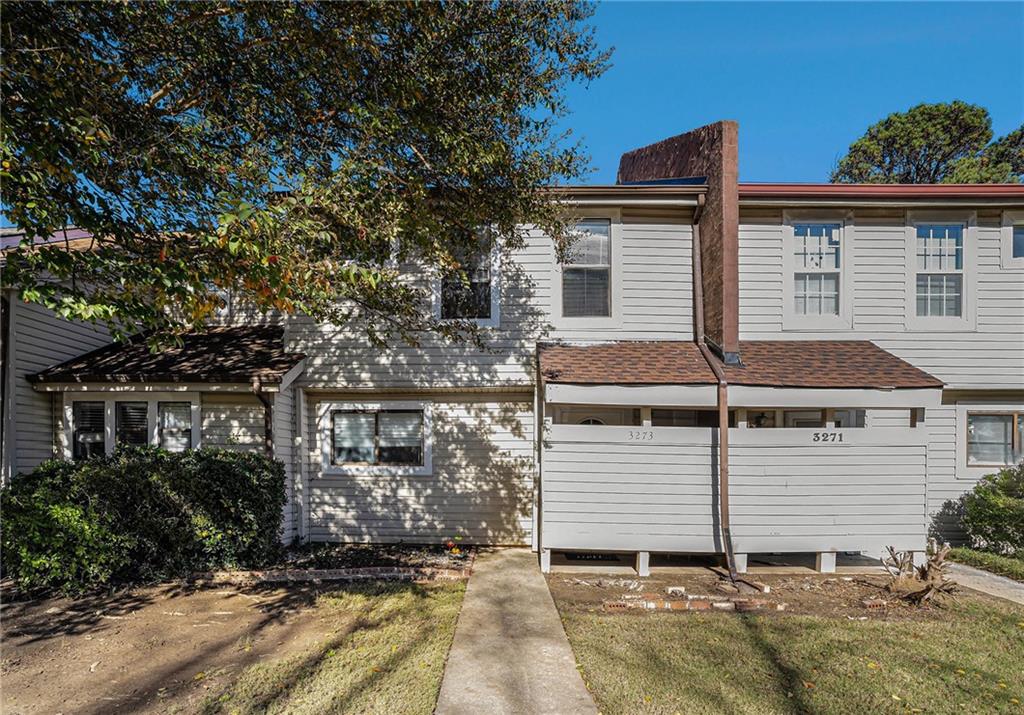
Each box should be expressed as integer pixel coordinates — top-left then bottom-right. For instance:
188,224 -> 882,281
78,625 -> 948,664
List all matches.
115,402 -> 148,446
159,402 -> 192,452
324,403 -> 432,474
65,394 -> 199,459
578,418 -> 605,426
793,223 -> 841,316
438,232 -> 499,326
967,412 -> 1023,467
72,402 -> 105,460
746,410 -> 776,429
915,224 -> 963,317
832,409 -> 866,428
562,219 -> 611,317
652,409 -> 735,428
1001,212 -> 1024,269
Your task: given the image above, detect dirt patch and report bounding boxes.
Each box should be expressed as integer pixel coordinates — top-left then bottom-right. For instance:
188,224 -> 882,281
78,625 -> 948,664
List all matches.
280,542 -> 473,571
546,570 -> 1002,621
1,581 -> 332,714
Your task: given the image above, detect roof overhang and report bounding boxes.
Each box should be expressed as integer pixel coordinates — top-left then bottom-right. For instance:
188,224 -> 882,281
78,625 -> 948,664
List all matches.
739,183 -> 1024,208
544,383 -> 718,407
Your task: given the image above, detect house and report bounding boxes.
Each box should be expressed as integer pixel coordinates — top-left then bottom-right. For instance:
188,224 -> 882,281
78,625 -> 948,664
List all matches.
3,121 -> 1022,575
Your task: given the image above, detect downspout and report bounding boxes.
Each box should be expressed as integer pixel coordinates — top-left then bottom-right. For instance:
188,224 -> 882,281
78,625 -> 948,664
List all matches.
691,195 -> 739,581
251,376 -> 274,460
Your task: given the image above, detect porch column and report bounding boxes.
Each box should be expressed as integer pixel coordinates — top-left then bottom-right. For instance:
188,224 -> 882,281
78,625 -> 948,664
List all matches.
635,551 -> 650,577
815,552 -> 837,573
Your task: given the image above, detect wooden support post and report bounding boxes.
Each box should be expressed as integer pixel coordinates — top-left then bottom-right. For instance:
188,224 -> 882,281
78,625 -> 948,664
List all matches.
540,548 -> 552,573
734,553 -> 748,574
635,551 -> 651,577
816,552 -> 837,573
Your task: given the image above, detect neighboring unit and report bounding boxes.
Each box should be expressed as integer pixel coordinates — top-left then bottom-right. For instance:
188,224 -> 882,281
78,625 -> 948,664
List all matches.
3,122 -> 1022,574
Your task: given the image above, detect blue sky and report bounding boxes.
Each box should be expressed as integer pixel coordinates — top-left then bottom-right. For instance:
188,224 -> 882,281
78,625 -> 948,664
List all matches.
559,1 -> 1024,184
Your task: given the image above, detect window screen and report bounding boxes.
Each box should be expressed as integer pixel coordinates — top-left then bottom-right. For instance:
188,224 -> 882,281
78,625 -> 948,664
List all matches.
159,402 -> 192,452
1013,225 -> 1024,259
793,223 -> 841,316
915,224 -> 964,317
115,402 -> 149,446
441,251 -> 492,320
562,219 -> 611,317
73,401 -> 105,460
331,409 -> 424,466
967,414 -> 1017,466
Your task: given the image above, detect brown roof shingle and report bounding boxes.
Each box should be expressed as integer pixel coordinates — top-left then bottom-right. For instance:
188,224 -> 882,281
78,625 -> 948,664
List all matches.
539,341 -> 715,385
29,325 -> 305,386
538,340 -> 942,390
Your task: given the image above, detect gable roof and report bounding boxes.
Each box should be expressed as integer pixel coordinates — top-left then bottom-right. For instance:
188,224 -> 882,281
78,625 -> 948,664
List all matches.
538,339 -> 942,390
29,325 -> 305,386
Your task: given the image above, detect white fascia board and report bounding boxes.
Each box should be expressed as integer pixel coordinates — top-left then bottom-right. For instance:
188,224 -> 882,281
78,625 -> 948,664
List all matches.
544,383 -> 718,407
727,385 -> 942,409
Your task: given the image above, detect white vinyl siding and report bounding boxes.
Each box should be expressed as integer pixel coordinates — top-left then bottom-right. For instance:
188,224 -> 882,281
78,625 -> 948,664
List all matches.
304,394 -> 534,544
739,208 -> 1022,390
201,395 -> 265,452
7,299 -> 110,476
287,208 -> 695,390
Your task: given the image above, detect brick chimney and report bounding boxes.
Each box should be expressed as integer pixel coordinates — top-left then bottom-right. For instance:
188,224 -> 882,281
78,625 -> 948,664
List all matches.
617,121 -> 740,363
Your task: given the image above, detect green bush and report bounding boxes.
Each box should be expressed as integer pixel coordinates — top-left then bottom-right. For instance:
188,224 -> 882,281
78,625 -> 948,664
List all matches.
1,447 -> 285,594
961,462 -> 1024,555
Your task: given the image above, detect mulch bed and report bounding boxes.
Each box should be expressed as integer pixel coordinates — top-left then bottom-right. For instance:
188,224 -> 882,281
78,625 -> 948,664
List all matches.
547,570 -> 976,621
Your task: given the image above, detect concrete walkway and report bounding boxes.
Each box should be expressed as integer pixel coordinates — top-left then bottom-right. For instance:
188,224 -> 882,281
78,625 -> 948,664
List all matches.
435,548 -> 597,715
949,563 -> 1024,605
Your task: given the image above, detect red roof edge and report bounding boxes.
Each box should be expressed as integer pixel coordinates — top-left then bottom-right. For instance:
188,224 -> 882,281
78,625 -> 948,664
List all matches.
739,183 -> 1024,198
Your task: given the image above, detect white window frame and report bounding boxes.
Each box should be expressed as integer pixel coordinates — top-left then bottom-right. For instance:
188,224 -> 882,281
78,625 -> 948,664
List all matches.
782,211 -> 853,331
1000,210 -> 1024,270
956,401 -> 1024,479
905,211 -> 977,331
318,400 -> 433,477
61,392 -> 201,459
551,209 -> 623,331
432,242 -> 501,328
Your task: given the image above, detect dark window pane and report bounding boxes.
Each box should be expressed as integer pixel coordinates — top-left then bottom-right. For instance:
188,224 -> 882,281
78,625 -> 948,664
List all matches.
1013,226 -> 1024,258
73,401 -> 105,460
562,267 -> 609,317
115,402 -> 148,446
441,276 -> 491,319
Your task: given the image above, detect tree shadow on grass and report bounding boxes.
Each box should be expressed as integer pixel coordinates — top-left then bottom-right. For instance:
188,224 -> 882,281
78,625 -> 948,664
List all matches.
197,580 -> 457,715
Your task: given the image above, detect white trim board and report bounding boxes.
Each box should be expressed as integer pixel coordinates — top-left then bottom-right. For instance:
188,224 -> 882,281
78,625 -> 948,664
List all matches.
728,386 -> 942,409
545,383 -> 718,407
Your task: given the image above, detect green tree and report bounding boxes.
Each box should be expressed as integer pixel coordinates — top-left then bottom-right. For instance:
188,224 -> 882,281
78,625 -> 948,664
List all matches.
1,1 -> 609,343
831,101 -> 1023,185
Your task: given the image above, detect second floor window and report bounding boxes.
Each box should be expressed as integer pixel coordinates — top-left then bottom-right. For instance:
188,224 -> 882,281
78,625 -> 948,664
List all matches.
441,252 -> 492,320
1014,224 -> 1024,259
915,223 -> 963,317
793,223 -> 841,316
562,219 -> 611,317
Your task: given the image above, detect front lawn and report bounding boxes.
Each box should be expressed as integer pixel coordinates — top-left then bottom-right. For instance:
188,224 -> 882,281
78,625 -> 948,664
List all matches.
2,578 -> 464,715
551,575 -> 1024,714
949,547 -> 1024,583
200,581 -> 464,715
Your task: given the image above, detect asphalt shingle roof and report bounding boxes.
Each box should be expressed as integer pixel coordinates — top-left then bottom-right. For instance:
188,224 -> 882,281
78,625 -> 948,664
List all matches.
29,325 -> 305,386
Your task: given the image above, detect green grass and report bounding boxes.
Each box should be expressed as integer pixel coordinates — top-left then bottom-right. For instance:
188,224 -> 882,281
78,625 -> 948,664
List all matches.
200,581 -> 465,715
950,547 -> 1024,583
559,601 -> 1024,715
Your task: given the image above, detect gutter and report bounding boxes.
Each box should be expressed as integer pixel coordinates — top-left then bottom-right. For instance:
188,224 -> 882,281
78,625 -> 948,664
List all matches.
690,194 -> 740,581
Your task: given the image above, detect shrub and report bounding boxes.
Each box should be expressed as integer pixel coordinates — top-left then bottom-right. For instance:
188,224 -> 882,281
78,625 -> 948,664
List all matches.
1,447 -> 285,594
961,462 -> 1024,555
